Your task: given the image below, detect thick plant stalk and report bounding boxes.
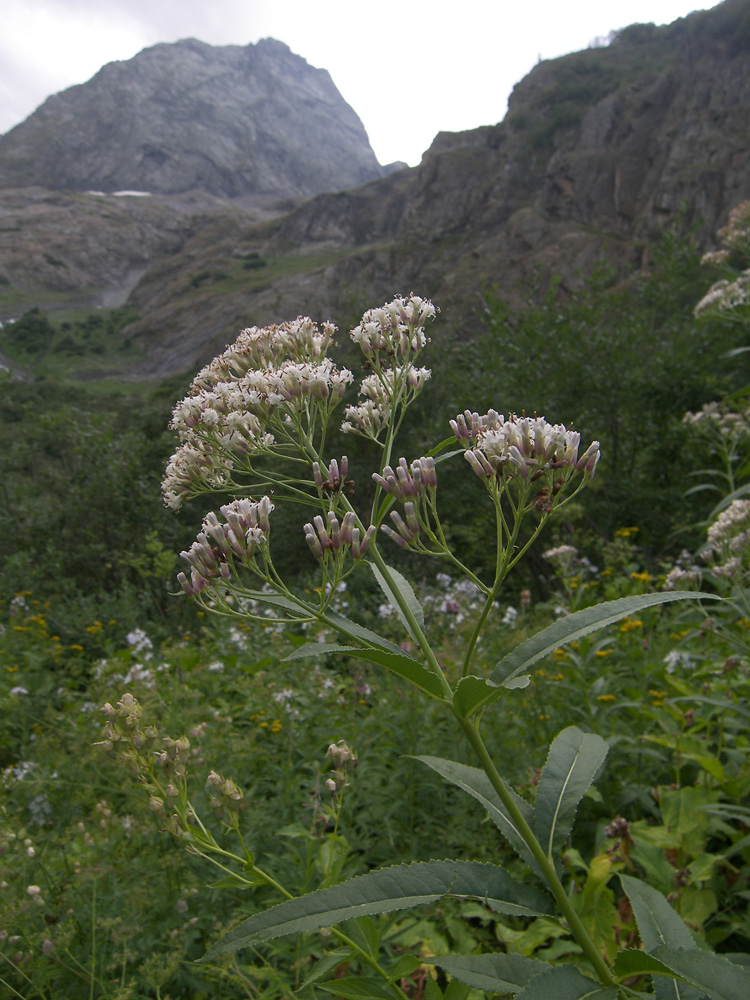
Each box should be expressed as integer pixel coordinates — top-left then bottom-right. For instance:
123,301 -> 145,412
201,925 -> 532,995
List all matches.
457,718 -> 617,988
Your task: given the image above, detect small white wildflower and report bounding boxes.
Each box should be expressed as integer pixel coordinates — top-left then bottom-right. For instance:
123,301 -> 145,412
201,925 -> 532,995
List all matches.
663,650 -> 693,673
502,606 -> 519,627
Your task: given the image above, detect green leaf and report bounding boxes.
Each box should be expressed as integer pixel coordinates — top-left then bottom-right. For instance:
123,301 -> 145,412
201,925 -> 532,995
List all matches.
300,949 -> 351,989
619,876 -> 696,952
238,587 -> 310,616
344,915 -> 380,958
614,948 -> 704,1000
514,964 -> 620,999
443,982 -> 471,1000
205,875 -> 257,890
325,610 -> 408,655
432,953 -> 545,993
387,954 -> 423,981
415,756 -> 545,880
650,947 -> 750,1000
534,727 -> 608,861
370,562 -> 425,640
284,643 -> 446,701
317,976 -> 398,999
452,673 -> 532,718
201,859 -> 552,961
452,675 -> 501,717
490,593 -> 720,686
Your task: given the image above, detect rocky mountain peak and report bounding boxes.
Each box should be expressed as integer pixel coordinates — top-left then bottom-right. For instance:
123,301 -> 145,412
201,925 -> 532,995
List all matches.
0,37 -> 389,198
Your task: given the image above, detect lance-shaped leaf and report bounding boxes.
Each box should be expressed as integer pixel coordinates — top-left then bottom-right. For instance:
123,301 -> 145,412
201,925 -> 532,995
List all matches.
239,588 -> 312,616
285,643 -> 446,701
433,954 -> 545,994
201,859 -> 552,961
415,756 -> 545,880
534,727 -> 608,862
317,977 -> 398,1000
514,964 -> 621,999
490,593 -> 719,687
649,947 -> 750,1000
370,563 -> 424,641
615,948 -> 750,1000
325,610 -> 407,655
619,875 -> 697,952
619,876 -> 703,1000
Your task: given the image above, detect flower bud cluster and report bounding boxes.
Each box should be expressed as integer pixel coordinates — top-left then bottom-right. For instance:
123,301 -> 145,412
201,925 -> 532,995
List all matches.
96,695 -> 194,836
303,512 -> 376,562
178,497 -> 274,596
206,770 -> 244,822
325,740 -> 358,793
454,411 -> 599,501
374,457 -> 441,553
95,694 -> 159,768
349,295 -> 436,360
312,457 -> 353,496
381,504 -> 423,549
372,456 -> 437,500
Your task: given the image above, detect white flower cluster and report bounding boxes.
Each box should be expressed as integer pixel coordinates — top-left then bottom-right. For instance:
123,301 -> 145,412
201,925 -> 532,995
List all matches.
694,271 -> 750,317
453,410 -> 600,483
704,499 -> 750,581
717,199 -> 750,256
683,401 -> 750,441
349,295 -> 436,359
341,367 -> 431,438
192,317 -> 337,388
663,549 -> 703,591
163,319 -> 352,509
543,544 -> 578,561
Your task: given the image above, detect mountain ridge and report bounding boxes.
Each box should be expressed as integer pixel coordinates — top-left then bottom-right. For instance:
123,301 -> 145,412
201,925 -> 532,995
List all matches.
1,0 -> 748,378
0,36 -> 397,198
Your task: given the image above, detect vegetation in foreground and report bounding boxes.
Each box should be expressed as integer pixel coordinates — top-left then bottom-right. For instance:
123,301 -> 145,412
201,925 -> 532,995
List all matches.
1,210 -> 749,998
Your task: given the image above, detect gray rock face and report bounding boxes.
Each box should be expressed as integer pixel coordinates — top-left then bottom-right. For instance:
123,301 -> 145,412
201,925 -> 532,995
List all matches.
0,38 -> 386,197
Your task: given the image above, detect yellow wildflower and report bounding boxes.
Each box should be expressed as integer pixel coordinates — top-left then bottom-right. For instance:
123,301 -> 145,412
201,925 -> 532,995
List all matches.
619,618 -> 643,632
595,649 -> 612,658
597,694 -> 616,703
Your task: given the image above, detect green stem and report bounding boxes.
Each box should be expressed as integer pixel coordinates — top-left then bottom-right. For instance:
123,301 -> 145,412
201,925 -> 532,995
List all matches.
457,717 -> 617,988
366,541 -> 453,700
89,877 -> 96,1000
244,862 -> 410,1000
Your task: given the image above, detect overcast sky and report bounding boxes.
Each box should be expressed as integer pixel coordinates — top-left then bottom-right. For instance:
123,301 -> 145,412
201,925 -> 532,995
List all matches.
1,0 -> 722,167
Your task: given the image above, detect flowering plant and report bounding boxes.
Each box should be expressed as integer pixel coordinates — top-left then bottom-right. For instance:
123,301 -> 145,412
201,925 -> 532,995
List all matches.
107,296 -> 739,998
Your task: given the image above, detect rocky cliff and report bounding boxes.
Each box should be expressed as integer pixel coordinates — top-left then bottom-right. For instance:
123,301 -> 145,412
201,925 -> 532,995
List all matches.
1,1 -> 749,378
0,38 -> 390,198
